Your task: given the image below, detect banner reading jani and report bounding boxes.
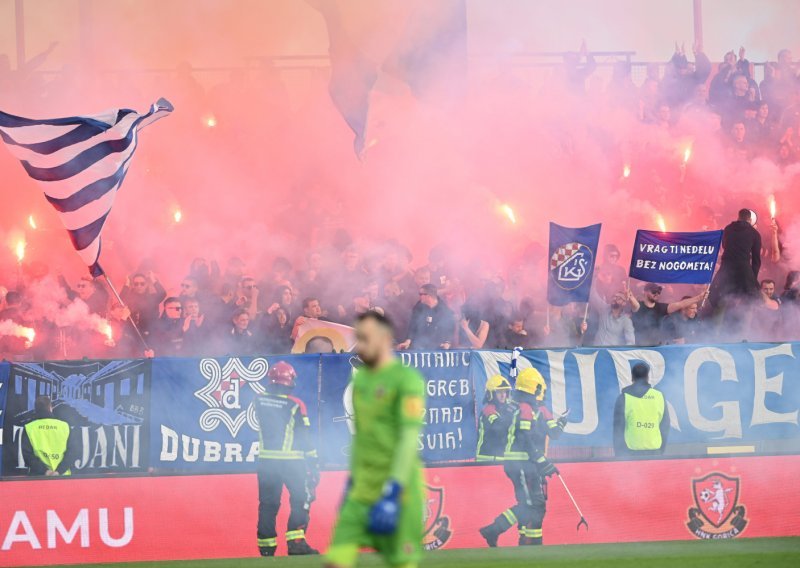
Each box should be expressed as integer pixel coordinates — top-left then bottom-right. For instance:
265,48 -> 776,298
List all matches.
629,229 -> 723,284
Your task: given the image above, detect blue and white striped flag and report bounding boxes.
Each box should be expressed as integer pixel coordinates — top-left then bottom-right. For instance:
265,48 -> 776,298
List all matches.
0,98 -> 173,276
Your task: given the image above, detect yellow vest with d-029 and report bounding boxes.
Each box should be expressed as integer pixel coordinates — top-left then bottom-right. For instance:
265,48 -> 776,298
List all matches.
623,388 -> 664,451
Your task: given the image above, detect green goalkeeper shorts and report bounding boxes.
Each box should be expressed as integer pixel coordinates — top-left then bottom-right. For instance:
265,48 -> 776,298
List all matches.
326,483 -> 424,567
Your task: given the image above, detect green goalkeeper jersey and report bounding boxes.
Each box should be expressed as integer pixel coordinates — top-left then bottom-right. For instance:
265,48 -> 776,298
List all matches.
350,360 -> 426,504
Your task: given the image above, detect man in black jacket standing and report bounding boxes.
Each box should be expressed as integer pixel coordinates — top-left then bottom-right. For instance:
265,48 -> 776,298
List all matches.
397,284 -> 456,350
708,209 -> 762,309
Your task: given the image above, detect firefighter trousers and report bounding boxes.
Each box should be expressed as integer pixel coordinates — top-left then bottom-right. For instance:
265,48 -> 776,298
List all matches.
501,461 -> 546,544
257,458 -> 313,547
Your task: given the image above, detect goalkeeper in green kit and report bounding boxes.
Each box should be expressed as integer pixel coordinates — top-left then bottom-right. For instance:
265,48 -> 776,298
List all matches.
325,311 -> 426,568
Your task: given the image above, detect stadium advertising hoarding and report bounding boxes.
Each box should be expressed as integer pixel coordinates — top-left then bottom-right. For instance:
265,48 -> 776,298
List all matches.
1,360 -> 151,476
0,455 -> 797,565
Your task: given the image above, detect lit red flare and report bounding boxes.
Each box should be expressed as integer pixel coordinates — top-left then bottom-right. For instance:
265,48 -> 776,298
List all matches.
0,319 -> 35,345
500,204 -> 517,225
14,239 -> 25,263
622,164 -> 631,178
656,214 -> 667,233
174,209 -> 183,223
28,215 -> 37,230
769,195 -> 777,219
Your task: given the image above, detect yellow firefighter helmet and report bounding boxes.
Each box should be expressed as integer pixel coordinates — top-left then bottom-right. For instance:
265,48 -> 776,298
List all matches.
486,374 -> 512,392
516,367 -> 547,401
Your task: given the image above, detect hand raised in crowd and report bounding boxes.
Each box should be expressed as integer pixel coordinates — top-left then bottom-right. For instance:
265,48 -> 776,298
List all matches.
396,339 -> 411,350
738,45 -> 746,60
580,321 -> 588,335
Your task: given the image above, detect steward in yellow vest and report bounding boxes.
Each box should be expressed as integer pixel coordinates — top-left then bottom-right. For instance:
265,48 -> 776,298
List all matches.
21,396 -> 77,476
613,362 -> 670,456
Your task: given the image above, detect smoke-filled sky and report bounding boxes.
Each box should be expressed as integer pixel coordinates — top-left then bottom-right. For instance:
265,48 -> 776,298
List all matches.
0,0 -> 799,295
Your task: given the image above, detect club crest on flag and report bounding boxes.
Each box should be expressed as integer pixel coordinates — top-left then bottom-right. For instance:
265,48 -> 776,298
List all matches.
550,242 -> 594,290
547,222 -> 602,306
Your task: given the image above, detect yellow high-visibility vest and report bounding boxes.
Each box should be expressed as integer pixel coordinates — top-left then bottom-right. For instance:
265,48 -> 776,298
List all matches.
623,388 -> 664,451
24,418 -> 72,475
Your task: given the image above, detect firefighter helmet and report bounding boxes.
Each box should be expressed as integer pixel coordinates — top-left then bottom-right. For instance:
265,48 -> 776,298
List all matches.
268,361 -> 297,388
486,374 -> 512,392
516,367 -> 546,401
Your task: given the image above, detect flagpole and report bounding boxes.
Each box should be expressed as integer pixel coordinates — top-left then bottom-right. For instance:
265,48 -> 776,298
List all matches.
102,273 -> 151,352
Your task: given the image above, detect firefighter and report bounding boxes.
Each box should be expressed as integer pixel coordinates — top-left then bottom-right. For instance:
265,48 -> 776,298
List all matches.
476,374 -> 515,462
254,361 -> 319,557
479,368 -> 559,547
21,395 -> 77,476
523,367 -> 569,544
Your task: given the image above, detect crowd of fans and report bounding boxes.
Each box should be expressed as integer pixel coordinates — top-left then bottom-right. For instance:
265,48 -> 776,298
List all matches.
0,218 -> 796,361
1,42 -> 800,361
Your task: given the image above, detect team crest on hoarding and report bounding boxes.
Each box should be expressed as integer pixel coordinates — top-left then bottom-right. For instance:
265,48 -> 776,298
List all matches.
686,472 -> 748,539
193,358 -> 268,436
549,242 -> 594,290
423,484 -> 452,550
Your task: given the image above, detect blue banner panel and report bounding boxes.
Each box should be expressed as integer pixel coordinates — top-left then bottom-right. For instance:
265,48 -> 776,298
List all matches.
1,360 -> 151,476
149,355 -> 320,473
318,351 -> 477,468
629,229 -> 723,284
548,222 -> 602,306
470,343 -> 800,451
0,362 -> 9,476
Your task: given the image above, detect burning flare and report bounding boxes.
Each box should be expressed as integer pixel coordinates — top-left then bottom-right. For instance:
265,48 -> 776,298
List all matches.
500,204 -> 517,225
101,321 -> 114,345
204,115 -> 217,128
28,215 -> 37,230
174,209 -> 183,223
769,195 -> 777,219
14,239 -> 26,263
683,145 -> 692,164
0,319 -> 35,346
656,213 -> 667,233
622,164 -> 631,178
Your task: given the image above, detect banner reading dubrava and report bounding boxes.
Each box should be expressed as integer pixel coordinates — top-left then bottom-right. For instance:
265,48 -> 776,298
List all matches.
629,229 -> 723,284
149,355 -> 320,472
1,360 -> 151,475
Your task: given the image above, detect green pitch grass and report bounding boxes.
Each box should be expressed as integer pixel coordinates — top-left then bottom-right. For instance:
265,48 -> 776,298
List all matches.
41,537 -> 800,568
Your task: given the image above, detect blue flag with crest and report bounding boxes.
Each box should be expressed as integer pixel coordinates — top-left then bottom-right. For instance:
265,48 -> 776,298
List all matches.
547,222 -> 602,306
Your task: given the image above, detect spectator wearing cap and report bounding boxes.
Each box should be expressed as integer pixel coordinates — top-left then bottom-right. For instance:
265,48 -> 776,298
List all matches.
397,284 -> 456,350
630,283 -> 706,346
613,362 -> 670,456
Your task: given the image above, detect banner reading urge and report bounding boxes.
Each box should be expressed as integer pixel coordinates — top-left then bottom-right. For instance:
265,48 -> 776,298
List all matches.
629,229 -> 723,284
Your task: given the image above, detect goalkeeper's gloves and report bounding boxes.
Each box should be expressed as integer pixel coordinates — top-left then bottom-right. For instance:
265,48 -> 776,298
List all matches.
535,455 -> 559,478
368,480 -> 403,535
